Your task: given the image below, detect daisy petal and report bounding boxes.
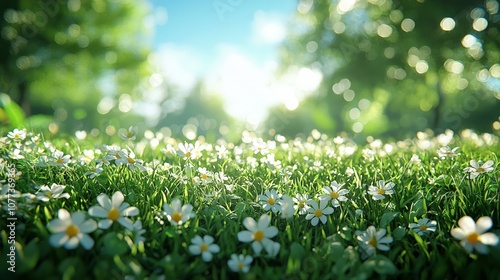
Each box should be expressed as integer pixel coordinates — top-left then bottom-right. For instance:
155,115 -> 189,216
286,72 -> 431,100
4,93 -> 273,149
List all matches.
98,219 -> 113,229
80,234 -> 95,250
58,209 -> 71,220
122,206 -> 140,217
237,231 -> 254,242
49,232 -> 68,247
476,216 -> 493,234
88,206 -> 109,218
96,194 -> 112,210
252,241 -> 263,255
64,236 -> 80,250
458,216 -> 476,233
257,214 -> 270,229
111,191 -> 125,208
243,217 -> 257,232
263,226 -> 278,238
189,245 -> 201,255
479,232 -> 499,245
451,228 -> 466,240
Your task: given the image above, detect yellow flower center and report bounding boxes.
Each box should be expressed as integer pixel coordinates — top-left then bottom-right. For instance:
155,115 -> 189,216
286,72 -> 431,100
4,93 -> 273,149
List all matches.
115,153 -> 121,159
66,224 -> 79,237
185,151 -> 191,158
200,243 -> 208,252
419,225 -> 428,231
127,132 -> 132,138
298,202 -> 305,208
108,208 -> 120,221
467,232 -> 480,244
253,230 -> 264,241
267,197 -> 275,205
56,158 -> 64,164
127,157 -> 135,164
314,209 -> 323,218
46,191 -> 53,198
377,188 -> 385,195
172,211 -> 182,223
476,167 -> 484,173
201,173 -> 208,180
368,236 -> 378,248
237,262 -> 244,271
330,192 -> 339,199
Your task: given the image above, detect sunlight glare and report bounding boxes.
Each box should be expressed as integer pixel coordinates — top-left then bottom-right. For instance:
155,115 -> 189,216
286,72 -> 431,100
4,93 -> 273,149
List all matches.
337,0 -> 356,14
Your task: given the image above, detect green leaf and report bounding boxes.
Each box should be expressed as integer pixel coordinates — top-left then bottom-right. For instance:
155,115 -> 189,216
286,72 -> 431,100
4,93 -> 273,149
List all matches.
392,226 -> 406,240
289,242 -> 305,259
17,238 -> 40,273
329,241 -> 345,260
102,232 -> 129,255
371,255 -> 398,275
380,211 -> 400,227
58,257 -> 85,280
0,93 -> 25,128
409,199 -> 426,221
287,242 -> 305,274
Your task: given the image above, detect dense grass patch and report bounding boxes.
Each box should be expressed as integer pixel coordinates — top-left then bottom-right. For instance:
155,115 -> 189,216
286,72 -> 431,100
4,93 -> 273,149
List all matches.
1,128 -> 499,279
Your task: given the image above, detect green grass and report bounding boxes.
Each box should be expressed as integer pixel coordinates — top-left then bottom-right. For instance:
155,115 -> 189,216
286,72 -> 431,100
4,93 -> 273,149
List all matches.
1,128 -> 499,279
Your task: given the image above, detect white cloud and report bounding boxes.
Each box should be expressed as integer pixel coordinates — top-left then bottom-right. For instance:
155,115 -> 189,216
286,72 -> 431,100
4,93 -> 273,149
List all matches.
151,43 -> 202,93
251,11 -> 288,45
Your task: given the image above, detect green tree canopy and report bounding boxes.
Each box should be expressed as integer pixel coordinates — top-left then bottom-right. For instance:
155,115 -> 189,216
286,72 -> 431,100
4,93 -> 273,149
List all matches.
268,0 -> 500,138
0,0 -> 151,132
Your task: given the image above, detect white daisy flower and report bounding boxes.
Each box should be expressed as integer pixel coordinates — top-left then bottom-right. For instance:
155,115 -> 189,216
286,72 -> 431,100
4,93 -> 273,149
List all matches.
409,218 -> 437,236
355,225 -> 393,259
47,209 -> 97,250
305,199 -> 334,226
319,181 -> 349,207
237,214 -> 278,255
88,191 -> 139,230
257,189 -> 282,213
465,160 -> 494,179
450,216 -> 498,254
293,193 -> 310,215
188,235 -> 220,262
367,180 -> 395,200
227,254 -> 253,273
36,183 -> 70,202
162,198 -> 195,226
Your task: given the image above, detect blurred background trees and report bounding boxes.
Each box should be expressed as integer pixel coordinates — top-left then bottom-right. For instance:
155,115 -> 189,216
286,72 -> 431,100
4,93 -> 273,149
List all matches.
267,0 -> 500,138
0,0 -> 152,132
1,0 -> 499,140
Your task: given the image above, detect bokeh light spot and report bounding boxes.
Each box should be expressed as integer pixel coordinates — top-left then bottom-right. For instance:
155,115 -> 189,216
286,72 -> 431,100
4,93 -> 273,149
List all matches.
377,24 -> 393,38
401,18 -> 415,32
473,18 -> 488,32
440,17 -> 455,31
352,122 -> 363,133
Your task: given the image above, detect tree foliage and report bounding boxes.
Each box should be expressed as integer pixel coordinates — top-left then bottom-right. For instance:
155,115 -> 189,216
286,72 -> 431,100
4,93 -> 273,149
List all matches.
0,0 -> 152,132
268,0 -> 500,138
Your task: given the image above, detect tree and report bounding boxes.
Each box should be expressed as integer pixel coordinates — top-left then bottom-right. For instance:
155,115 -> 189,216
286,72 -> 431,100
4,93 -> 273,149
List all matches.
269,0 -> 500,138
0,0 -> 152,132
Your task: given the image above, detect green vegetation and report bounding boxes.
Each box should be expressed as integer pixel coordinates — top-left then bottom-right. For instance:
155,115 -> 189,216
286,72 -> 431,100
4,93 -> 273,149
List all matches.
269,0 -> 500,137
1,127 -> 499,279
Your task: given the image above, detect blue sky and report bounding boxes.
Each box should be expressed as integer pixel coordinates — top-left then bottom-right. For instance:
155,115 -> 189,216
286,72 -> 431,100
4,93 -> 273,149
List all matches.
149,0 -> 296,71
142,1 -> 320,125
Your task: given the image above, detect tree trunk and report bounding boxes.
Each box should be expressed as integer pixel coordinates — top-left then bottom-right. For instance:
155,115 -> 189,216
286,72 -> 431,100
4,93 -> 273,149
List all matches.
18,80 -> 30,116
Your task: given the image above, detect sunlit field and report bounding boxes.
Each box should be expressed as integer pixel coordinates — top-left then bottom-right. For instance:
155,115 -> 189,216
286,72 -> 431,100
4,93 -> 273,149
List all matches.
1,127 -> 499,279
